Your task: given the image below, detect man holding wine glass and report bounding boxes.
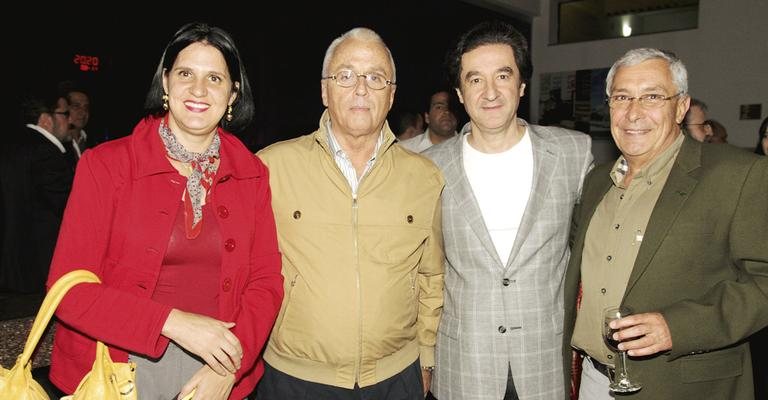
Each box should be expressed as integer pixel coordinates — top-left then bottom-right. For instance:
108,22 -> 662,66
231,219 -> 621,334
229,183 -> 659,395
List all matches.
563,48 -> 768,400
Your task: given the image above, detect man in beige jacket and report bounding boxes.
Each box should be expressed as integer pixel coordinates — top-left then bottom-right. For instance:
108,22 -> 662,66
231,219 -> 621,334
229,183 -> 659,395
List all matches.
256,27 -> 445,400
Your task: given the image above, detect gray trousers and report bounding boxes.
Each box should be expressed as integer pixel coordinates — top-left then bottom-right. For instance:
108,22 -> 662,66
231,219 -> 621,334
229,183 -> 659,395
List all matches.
129,342 -> 205,400
578,357 -> 615,400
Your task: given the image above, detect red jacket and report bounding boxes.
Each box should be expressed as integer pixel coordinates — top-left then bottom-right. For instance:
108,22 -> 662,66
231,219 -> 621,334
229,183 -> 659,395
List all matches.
46,116 -> 283,399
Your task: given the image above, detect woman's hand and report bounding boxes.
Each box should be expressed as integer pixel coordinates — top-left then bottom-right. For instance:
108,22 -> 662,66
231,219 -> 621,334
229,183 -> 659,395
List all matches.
178,365 -> 235,400
162,309 -> 242,375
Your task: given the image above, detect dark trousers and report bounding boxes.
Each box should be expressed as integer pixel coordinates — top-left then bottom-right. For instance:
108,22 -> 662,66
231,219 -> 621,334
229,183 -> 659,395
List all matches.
255,360 -> 424,400
504,363 -> 519,400
425,364 -> 518,400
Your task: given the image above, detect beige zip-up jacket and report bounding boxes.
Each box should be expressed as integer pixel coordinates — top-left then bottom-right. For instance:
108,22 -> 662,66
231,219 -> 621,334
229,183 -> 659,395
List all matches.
257,110 -> 445,389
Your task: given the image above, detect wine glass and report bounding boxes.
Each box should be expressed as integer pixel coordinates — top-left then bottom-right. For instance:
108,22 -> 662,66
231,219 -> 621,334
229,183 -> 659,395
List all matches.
603,306 -> 642,393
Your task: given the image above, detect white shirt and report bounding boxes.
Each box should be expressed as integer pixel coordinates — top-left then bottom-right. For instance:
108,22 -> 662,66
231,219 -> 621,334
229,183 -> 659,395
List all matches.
399,129 -> 458,153
71,129 -> 88,158
463,129 -> 533,265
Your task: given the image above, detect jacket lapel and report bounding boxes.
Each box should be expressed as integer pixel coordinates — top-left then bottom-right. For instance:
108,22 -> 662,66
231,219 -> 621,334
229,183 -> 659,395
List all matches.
443,135 -> 504,267
574,168 -> 614,263
505,125 -> 557,269
625,138 -> 701,294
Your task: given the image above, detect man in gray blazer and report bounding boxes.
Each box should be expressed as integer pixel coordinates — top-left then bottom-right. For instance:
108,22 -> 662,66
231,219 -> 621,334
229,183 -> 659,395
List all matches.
423,21 -> 593,400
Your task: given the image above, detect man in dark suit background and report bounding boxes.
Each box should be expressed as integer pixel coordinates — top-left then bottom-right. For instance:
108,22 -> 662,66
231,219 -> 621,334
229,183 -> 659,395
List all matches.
0,89 -> 74,293
58,81 -> 92,168
564,48 -> 768,400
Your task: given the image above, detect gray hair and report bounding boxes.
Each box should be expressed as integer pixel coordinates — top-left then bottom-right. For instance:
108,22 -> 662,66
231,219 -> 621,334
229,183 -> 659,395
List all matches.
605,48 -> 688,96
321,27 -> 396,82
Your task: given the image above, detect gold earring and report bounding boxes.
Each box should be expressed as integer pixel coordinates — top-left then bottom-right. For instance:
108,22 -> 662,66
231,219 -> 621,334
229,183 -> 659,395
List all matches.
226,105 -> 233,122
162,94 -> 169,111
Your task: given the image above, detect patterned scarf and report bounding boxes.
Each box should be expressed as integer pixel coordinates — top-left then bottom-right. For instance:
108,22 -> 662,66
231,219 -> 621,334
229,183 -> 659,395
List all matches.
158,119 -> 221,239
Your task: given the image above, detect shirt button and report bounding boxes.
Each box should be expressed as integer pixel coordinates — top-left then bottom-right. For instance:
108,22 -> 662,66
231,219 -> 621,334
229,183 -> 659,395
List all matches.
601,288 -> 607,294
217,206 -> 229,218
407,215 -> 414,224
293,211 -> 301,219
224,238 -> 236,252
614,224 -> 620,230
222,278 -> 232,292
502,278 -> 510,286
498,326 -> 507,333
606,255 -> 612,261
620,194 -> 625,200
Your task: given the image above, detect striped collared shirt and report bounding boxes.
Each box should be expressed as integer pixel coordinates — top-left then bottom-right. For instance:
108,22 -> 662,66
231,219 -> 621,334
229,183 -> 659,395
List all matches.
326,122 -> 383,195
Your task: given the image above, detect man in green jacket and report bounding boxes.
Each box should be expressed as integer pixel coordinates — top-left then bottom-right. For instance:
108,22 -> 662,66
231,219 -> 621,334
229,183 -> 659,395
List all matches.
563,47 -> 768,400
256,27 -> 445,400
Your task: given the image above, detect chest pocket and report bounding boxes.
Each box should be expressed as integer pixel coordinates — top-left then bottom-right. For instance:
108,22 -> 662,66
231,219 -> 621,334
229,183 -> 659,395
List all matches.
358,189 -> 435,266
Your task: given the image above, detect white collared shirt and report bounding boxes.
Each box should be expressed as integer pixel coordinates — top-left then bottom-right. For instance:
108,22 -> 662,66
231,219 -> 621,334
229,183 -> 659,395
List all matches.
398,129 -> 457,153
71,129 -> 87,158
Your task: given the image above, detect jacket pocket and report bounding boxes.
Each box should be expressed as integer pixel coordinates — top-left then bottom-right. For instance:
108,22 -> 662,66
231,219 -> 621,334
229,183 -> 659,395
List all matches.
274,273 -> 299,338
680,347 -> 743,383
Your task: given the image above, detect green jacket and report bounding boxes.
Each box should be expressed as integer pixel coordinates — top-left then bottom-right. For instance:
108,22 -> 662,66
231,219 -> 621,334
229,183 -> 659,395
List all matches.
564,136 -> 768,400
258,110 -> 445,389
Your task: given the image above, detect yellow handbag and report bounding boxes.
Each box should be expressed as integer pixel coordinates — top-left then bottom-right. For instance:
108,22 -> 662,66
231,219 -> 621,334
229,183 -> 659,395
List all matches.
0,270 -> 136,400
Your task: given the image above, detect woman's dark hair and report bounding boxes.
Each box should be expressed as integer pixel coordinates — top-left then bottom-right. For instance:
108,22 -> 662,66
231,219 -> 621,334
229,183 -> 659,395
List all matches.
144,22 -> 254,133
756,117 -> 768,155
446,20 -> 532,91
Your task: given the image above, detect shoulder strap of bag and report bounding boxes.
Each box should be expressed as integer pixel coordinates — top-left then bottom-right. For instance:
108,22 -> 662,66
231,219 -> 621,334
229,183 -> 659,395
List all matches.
18,270 -> 100,367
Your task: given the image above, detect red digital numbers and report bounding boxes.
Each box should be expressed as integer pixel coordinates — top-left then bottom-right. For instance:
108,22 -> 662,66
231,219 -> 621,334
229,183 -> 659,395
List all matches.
73,54 -> 100,72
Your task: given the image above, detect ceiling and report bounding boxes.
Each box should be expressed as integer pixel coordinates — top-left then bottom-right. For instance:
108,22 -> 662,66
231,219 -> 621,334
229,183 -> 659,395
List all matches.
463,0 -> 698,19
461,0 -> 542,18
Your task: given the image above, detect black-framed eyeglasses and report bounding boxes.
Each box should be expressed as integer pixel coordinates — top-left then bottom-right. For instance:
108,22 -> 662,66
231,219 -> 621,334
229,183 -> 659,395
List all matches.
322,69 -> 395,90
606,92 -> 682,109
52,110 -> 70,117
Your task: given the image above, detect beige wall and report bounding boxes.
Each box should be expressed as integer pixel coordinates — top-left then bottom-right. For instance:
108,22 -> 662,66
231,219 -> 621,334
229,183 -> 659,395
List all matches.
530,0 -> 768,149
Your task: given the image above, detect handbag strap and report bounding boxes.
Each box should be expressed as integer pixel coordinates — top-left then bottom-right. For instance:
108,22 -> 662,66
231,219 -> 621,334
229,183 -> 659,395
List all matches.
18,270 -> 101,367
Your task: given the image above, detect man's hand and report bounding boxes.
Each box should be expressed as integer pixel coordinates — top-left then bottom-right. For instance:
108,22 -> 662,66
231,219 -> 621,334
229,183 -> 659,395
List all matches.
421,368 -> 432,398
610,311 -> 672,357
162,309 -> 243,375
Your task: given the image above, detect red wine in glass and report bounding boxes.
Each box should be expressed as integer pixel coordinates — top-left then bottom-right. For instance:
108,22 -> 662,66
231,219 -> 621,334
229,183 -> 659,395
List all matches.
602,306 -> 642,393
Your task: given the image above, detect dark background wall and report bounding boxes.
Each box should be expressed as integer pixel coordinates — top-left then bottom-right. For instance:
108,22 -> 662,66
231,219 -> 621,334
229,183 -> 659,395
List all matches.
15,2 -> 529,151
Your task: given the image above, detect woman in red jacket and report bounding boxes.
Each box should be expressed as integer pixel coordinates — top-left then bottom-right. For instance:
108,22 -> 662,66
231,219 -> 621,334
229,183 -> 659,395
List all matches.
46,22 -> 283,400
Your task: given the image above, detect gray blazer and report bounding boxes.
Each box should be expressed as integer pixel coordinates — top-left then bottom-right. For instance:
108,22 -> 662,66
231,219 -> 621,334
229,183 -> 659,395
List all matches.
423,121 -> 593,400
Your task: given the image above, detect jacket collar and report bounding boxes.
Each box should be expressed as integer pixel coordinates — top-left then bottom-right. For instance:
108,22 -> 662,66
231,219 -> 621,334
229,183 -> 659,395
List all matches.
439,119 -> 560,269
312,109 -> 397,158
26,124 -> 66,153
624,136 -> 700,294
131,115 -> 260,180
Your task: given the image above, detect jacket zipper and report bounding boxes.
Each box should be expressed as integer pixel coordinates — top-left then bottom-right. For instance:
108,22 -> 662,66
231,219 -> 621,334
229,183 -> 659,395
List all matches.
352,192 -> 363,384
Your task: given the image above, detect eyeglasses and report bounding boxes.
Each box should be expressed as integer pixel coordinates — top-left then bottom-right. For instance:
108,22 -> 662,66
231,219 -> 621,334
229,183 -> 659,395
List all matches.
606,92 -> 682,109
322,69 -> 395,90
52,110 -> 70,117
